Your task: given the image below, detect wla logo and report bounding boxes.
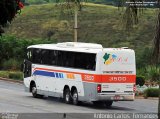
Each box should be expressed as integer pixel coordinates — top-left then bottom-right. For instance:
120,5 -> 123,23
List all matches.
103,53 -> 128,65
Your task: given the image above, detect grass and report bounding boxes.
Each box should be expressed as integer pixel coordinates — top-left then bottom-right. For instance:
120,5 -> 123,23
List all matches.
0,71 -> 9,79
0,71 -> 23,81
6,3 -> 156,53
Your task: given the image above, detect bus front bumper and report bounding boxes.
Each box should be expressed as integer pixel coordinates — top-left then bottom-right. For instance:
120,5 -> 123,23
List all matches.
96,93 -> 135,101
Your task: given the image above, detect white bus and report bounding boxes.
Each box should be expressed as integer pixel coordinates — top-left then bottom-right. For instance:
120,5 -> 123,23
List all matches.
23,42 -> 136,107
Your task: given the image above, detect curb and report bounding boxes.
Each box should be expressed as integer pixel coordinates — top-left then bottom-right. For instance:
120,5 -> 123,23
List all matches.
0,77 -> 23,84
135,96 -> 158,100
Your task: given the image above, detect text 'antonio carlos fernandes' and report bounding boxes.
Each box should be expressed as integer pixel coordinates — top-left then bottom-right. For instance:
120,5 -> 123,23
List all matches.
94,113 -> 158,119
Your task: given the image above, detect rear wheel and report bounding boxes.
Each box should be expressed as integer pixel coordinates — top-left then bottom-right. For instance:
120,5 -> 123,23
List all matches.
72,89 -> 79,105
64,88 -> 71,104
104,101 -> 113,107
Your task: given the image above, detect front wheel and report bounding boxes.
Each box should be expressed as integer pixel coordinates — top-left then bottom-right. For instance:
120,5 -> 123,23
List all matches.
64,88 -> 71,104
31,85 -> 43,98
31,85 -> 38,98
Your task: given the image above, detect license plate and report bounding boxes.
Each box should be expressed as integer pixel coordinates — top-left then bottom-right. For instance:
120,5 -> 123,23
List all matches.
114,95 -> 121,100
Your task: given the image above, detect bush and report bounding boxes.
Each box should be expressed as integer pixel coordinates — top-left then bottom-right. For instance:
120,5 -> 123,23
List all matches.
136,75 -> 145,86
2,59 -> 21,71
0,71 -> 9,78
144,88 -> 159,98
27,0 -> 47,4
146,65 -> 160,83
9,72 -> 23,80
0,71 -> 23,80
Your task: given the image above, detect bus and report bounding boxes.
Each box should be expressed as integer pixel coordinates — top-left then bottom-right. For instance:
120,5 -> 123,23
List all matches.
23,42 -> 136,107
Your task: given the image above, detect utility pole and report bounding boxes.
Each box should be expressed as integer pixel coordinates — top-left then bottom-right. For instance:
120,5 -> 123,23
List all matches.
74,8 -> 78,42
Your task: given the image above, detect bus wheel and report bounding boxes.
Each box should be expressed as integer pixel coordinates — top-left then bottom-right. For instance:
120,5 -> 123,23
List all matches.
104,101 -> 113,108
31,84 -> 43,98
31,85 -> 38,98
64,88 -> 71,104
72,89 -> 78,105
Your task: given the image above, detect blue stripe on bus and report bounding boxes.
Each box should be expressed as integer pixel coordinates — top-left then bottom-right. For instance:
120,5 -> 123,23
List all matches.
33,70 -> 63,78
59,73 -> 64,78
55,73 -> 59,78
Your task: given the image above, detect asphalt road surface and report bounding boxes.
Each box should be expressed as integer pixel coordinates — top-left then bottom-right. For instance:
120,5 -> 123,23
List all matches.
0,80 -> 158,119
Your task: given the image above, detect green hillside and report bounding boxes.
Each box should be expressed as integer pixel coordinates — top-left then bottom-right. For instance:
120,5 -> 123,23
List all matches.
24,0 -> 117,5
5,3 -> 156,67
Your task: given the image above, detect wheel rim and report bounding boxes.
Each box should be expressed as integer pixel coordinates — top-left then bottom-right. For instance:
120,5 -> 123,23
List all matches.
32,87 -> 37,94
73,92 -> 78,102
65,93 -> 70,102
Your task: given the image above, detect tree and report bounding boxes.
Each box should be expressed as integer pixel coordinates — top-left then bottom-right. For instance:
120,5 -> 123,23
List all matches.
0,0 -> 24,35
55,0 -> 86,42
136,75 -> 145,87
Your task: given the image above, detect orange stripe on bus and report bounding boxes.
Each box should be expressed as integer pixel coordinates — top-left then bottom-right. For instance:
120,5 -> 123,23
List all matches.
67,73 -> 75,79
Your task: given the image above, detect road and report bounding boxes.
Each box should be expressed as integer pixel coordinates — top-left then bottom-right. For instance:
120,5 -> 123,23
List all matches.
0,80 -> 158,119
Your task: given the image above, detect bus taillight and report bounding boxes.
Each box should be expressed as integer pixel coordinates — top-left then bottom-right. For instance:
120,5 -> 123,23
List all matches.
133,84 -> 136,92
97,84 -> 101,93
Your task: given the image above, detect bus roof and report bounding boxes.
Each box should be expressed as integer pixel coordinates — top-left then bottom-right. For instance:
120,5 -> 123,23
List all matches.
28,42 -> 133,53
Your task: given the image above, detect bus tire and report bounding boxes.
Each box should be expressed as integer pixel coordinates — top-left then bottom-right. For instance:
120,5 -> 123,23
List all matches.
64,88 -> 71,104
31,84 -> 43,98
72,89 -> 79,105
104,101 -> 113,108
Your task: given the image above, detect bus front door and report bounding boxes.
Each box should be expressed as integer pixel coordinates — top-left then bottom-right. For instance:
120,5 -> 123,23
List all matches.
23,60 -> 32,78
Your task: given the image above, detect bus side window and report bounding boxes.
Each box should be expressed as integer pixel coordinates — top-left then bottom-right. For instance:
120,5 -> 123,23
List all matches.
49,50 -> 58,66
74,52 -> 85,69
32,48 -> 41,64
57,51 -> 63,66
67,52 -> 75,67
41,49 -> 49,65
86,54 -> 96,71
74,52 -> 96,71
61,51 -> 68,67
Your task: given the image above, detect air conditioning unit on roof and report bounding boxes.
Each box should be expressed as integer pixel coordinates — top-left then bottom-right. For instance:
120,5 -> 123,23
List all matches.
57,42 -> 103,49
